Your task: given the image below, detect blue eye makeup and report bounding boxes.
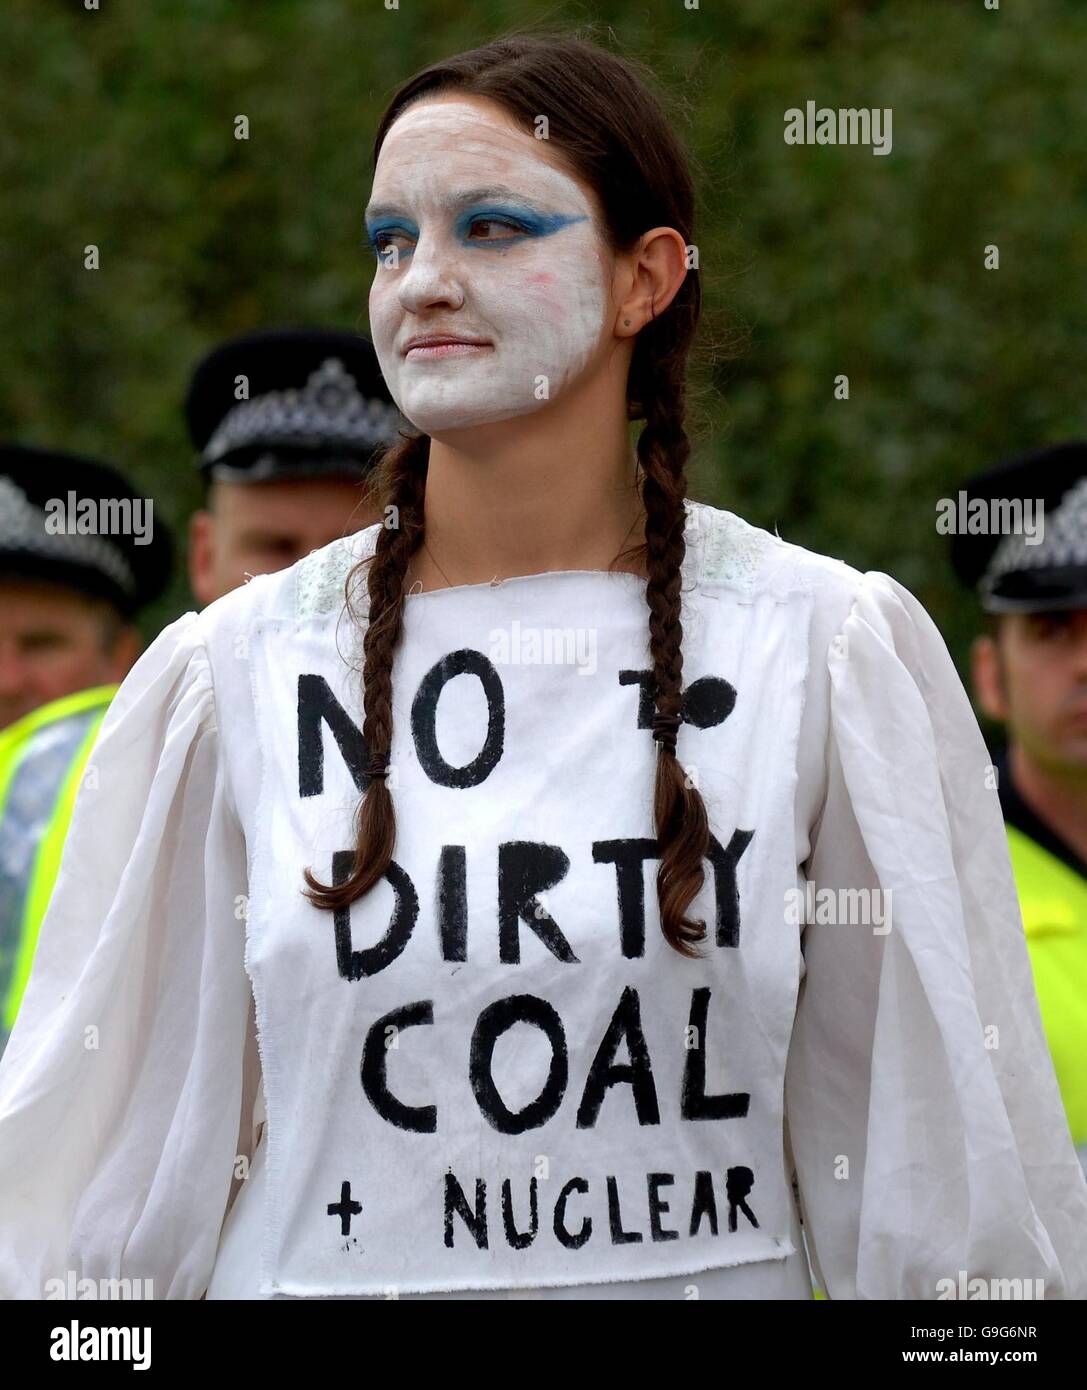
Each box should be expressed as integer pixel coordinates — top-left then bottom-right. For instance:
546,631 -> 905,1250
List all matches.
365,219 -> 419,261
453,204 -> 588,248
364,198 -> 588,262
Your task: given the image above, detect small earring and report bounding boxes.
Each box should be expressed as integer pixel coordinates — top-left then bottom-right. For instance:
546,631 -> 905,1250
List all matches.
624,319 -> 631,327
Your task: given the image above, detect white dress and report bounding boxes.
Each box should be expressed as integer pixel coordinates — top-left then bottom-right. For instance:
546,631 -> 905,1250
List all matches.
1,501 -> 1085,1301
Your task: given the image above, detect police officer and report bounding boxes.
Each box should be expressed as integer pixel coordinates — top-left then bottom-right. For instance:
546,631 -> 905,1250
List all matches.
184,327 -> 402,604
0,445 -> 173,1052
950,442 -> 1087,1172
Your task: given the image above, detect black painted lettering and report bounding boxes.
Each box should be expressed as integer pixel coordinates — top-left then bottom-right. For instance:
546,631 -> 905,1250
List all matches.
592,838 -> 659,958
688,1170 -> 719,1236
498,842 -> 577,964
708,828 -> 755,948
726,1166 -> 759,1231
411,650 -> 504,788
470,994 -> 568,1134
297,674 -> 371,796
576,985 -> 660,1128
617,669 -> 737,731
501,1177 -> 539,1249
681,987 -> 750,1121
554,1178 -> 592,1249
606,1174 -> 642,1244
444,1172 -> 487,1249
332,849 -> 418,979
647,1172 -> 679,1242
437,845 -> 468,961
360,1001 -> 436,1132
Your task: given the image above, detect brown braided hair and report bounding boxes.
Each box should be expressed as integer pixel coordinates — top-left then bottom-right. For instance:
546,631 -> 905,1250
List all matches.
304,29 -> 712,956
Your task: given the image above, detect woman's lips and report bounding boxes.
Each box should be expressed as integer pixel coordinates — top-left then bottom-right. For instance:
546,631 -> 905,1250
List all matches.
404,341 -> 493,360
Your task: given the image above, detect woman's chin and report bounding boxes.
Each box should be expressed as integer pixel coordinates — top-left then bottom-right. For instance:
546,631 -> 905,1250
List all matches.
405,397 -> 549,438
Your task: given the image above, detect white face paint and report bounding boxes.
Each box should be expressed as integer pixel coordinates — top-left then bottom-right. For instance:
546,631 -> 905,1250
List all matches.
365,97 -> 611,434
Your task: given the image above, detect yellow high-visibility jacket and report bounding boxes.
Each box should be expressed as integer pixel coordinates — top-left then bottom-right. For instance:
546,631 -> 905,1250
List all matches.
0,685 -> 116,1051
1007,824 -> 1087,1169
808,813 -> 1087,1298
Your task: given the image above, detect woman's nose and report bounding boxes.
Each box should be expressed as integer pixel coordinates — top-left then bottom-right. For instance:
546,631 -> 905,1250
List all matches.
396,233 -> 465,313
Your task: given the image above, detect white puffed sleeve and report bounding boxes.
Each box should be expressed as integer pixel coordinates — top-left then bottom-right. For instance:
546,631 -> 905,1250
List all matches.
785,570 -> 1087,1300
0,613 -> 254,1300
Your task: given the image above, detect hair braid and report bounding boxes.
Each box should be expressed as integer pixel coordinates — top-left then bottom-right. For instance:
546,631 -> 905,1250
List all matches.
302,430 -> 429,908
636,359 -> 712,957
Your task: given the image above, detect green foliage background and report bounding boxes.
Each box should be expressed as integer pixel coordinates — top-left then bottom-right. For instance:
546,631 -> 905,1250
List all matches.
0,0 -> 1083,681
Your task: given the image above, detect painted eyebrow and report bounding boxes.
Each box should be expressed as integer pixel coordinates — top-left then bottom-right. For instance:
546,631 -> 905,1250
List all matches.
364,185 -> 549,223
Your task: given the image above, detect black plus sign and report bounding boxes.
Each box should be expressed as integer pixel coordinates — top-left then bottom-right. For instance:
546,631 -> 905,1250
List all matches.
327,1180 -> 362,1236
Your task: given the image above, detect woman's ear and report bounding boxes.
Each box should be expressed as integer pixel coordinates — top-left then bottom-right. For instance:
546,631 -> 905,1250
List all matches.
615,227 -> 689,335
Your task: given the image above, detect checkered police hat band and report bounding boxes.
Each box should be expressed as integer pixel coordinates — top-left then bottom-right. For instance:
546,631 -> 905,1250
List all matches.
0,477 -> 137,597
203,357 -> 401,464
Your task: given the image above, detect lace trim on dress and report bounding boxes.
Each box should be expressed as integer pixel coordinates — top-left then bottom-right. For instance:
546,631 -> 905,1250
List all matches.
684,499 -> 779,595
294,527 -> 379,621
293,503 -> 781,621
